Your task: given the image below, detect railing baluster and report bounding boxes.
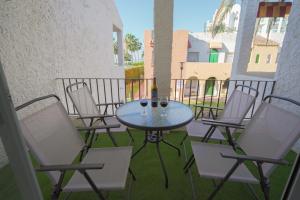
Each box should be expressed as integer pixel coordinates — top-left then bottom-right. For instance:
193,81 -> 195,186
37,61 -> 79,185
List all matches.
103,79 -> 107,105
269,81 -> 276,103
125,79 -> 127,103
117,79 -> 120,103
261,81 -> 268,102
146,79 -> 149,98
250,81 -> 260,117
194,80 -> 200,116
89,78 -> 92,94
202,80 -> 207,118
138,79 -> 141,99
224,80 -> 230,105
110,78 -> 114,115
96,78 -> 101,113
174,79 -> 177,101
181,79 -> 185,103
131,79 -> 134,101
216,80 -> 222,117
68,78 -> 76,114
61,79 -> 70,114
188,79 -> 192,106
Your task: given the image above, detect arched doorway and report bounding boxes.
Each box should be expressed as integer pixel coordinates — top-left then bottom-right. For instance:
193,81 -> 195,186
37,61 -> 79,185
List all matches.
205,77 -> 216,96
184,76 -> 198,97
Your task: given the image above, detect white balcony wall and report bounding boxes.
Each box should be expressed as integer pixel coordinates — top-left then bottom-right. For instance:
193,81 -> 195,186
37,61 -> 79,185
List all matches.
0,0 -> 124,167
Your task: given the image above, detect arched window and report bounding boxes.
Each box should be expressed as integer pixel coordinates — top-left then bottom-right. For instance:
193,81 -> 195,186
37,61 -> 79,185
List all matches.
266,54 -> 271,64
255,54 -> 260,64
205,77 -> 217,96
184,76 -> 198,97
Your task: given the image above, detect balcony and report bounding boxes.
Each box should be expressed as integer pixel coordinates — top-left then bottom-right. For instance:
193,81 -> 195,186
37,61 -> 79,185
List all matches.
0,0 -> 300,199
1,77 -> 295,200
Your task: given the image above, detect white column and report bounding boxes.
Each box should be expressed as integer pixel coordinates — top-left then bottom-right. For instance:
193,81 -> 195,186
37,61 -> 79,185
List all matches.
153,0 -> 174,96
117,31 -> 124,66
0,62 -> 42,199
274,0 -> 300,114
230,0 -> 260,79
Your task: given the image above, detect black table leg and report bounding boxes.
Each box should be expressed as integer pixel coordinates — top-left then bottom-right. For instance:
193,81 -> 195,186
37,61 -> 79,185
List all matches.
156,131 -> 169,188
131,131 -> 148,159
162,139 -> 181,156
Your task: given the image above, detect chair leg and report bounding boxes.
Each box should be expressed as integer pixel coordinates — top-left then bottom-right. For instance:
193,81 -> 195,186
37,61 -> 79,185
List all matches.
183,154 -> 195,170
126,128 -> 135,143
207,160 -> 242,200
80,170 -> 106,200
257,162 -> 270,200
51,172 -> 65,200
184,157 -> 195,174
129,167 -> 136,181
180,133 -> 188,145
107,129 -> 118,147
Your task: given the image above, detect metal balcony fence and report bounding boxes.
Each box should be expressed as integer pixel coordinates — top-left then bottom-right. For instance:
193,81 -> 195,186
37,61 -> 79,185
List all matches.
56,78 -> 276,119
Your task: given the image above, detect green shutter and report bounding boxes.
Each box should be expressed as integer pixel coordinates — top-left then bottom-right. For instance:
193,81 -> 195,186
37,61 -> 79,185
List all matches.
255,54 -> 260,64
209,49 -> 219,63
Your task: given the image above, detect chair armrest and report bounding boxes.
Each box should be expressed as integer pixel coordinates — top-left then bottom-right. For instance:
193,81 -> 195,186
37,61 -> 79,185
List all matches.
220,153 -> 289,165
193,105 -> 223,110
201,119 -> 245,129
96,102 -> 124,107
77,114 -> 114,120
35,163 -> 104,172
77,124 -> 121,131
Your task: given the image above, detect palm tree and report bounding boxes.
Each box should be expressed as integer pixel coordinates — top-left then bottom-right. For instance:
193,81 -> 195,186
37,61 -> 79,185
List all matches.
211,0 -> 235,38
125,33 -> 142,62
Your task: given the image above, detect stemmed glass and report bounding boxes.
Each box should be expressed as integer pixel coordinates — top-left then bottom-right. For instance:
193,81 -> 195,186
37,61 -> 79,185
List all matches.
160,96 -> 169,117
140,96 -> 148,116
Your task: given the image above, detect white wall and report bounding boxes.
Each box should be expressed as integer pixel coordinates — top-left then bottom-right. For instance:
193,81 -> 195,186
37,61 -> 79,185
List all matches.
188,32 -> 237,62
0,0 -> 124,168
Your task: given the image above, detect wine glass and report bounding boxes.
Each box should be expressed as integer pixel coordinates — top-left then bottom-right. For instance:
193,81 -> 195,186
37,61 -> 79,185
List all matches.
160,96 -> 169,117
140,96 -> 148,116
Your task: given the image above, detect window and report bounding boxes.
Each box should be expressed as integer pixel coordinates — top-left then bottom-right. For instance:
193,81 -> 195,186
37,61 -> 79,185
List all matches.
255,54 -> 260,64
266,54 -> 271,64
209,49 -> 218,63
187,52 -> 199,62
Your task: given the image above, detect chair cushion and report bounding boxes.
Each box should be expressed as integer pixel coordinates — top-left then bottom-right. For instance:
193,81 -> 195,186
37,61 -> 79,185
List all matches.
186,120 -> 225,140
191,142 -> 258,184
63,146 -> 132,192
95,116 -> 128,133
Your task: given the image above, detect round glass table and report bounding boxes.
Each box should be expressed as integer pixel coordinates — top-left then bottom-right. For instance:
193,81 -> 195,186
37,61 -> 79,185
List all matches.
116,100 -> 193,188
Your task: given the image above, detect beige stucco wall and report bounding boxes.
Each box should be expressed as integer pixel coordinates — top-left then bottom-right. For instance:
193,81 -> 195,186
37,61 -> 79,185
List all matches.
183,62 -> 232,80
247,45 -> 279,73
144,30 -> 154,79
0,0 -> 124,168
144,30 -> 189,79
171,30 -> 189,79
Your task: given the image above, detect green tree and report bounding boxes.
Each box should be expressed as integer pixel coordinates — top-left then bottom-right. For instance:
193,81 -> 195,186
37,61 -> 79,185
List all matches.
124,51 -> 132,62
125,33 -> 142,62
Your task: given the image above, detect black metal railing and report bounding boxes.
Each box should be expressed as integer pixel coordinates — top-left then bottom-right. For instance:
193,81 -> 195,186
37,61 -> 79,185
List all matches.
56,78 -> 276,119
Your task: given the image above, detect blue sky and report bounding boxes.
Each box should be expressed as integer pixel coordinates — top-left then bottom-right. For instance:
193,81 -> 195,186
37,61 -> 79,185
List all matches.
115,0 -> 223,42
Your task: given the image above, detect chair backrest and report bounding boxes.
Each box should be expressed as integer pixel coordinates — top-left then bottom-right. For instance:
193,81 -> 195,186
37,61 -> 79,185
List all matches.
219,86 -> 257,124
66,83 -> 100,127
238,98 -> 300,177
18,96 -> 84,184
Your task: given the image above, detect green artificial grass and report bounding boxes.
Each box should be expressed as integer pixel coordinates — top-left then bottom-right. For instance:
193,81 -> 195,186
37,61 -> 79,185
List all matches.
0,130 -> 296,200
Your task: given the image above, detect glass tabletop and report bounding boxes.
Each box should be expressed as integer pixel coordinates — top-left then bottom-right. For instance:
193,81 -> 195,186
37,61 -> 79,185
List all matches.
116,100 -> 193,131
